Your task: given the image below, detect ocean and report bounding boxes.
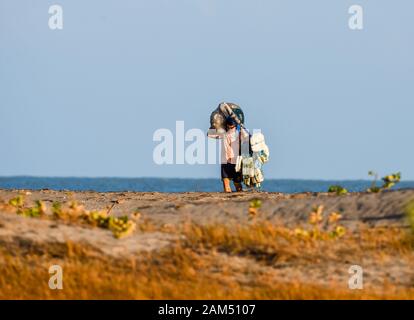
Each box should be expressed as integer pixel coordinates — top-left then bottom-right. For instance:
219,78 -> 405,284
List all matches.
0,177 -> 414,193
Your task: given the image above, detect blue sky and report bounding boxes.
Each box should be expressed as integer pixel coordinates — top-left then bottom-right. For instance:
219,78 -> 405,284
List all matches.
1,1 -> 413,179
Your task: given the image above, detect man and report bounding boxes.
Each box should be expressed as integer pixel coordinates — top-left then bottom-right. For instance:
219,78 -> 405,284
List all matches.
221,117 -> 243,192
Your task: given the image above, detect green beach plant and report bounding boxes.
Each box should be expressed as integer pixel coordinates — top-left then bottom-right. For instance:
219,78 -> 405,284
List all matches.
248,198 -> 262,216
328,185 -> 348,195
9,196 -> 46,217
84,210 -> 136,239
8,195 -> 25,208
368,171 -> 381,193
54,202 -> 137,238
19,200 -> 47,218
294,205 -> 346,240
367,171 -> 401,193
8,198 -> 136,239
382,172 -> 401,190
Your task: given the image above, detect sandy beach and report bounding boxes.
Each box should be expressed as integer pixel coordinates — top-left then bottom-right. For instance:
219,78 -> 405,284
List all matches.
1,188 -> 413,299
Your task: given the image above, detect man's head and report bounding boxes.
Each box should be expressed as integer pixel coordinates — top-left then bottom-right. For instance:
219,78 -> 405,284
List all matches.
226,117 -> 237,130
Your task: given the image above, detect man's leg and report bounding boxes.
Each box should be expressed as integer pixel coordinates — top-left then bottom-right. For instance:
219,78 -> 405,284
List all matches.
233,171 -> 243,192
234,182 -> 243,192
222,178 -> 232,193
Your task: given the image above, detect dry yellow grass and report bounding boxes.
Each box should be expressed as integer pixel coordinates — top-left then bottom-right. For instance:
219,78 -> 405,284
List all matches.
1,217 -> 413,300
1,194 -> 414,299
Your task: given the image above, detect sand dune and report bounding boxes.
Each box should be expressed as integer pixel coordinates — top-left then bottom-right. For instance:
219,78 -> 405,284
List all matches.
0,189 -> 413,299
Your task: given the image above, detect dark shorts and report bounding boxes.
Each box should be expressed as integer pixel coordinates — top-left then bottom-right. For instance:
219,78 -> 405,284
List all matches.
221,163 -> 242,183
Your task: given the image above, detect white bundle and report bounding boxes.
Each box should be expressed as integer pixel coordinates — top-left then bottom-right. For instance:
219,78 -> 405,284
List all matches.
244,132 -> 270,188
250,133 -> 270,161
